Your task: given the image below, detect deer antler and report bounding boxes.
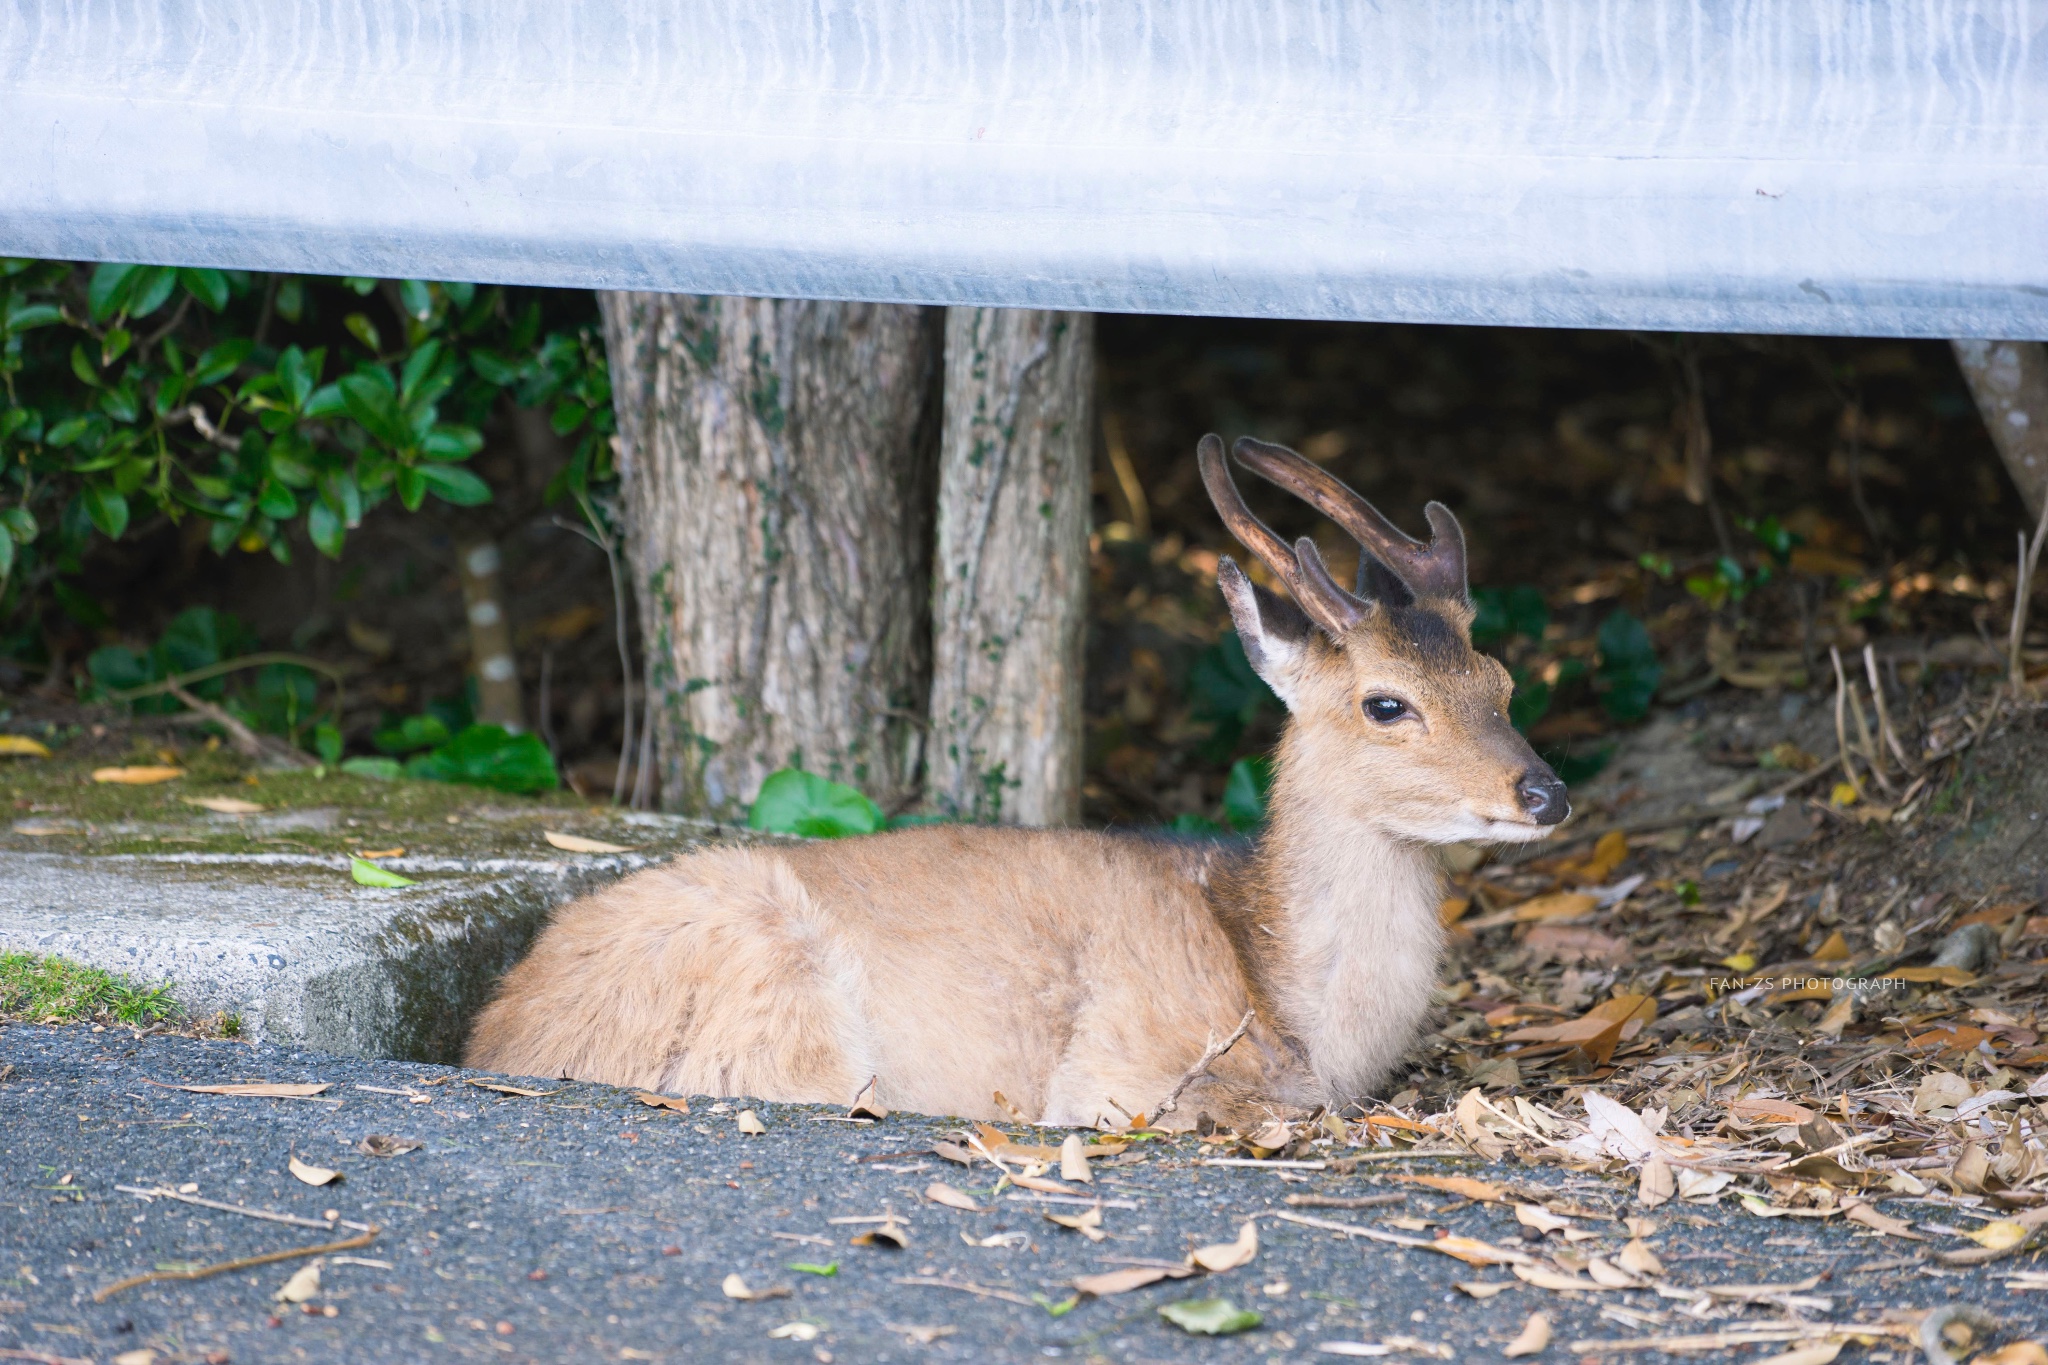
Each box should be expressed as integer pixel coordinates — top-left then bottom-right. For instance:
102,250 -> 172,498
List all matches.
1230,436 -> 1468,604
1197,434 -> 1366,636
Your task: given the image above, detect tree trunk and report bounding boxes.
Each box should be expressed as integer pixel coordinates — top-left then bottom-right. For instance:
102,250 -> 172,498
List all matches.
1953,339 -> 2048,523
457,539 -> 524,732
600,294 -> 942,819
926,308 -> 1093,826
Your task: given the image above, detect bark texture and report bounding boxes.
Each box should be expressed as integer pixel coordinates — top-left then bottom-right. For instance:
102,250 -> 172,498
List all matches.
1953,339 -> 2048,523
600,294 -> 942,818
926,308 -> 1093,826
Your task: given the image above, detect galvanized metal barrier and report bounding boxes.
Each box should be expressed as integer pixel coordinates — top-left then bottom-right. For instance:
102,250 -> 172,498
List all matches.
2,1 -> 2044,337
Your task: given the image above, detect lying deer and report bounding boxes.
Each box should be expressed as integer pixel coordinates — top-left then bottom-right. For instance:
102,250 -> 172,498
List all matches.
467,436 -> 1567,1128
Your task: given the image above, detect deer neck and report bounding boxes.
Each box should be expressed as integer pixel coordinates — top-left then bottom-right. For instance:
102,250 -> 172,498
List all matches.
1244,744 -> 1447,1104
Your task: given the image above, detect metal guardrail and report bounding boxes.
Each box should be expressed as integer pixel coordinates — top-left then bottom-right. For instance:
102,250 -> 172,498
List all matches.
3,1 -> 2045,338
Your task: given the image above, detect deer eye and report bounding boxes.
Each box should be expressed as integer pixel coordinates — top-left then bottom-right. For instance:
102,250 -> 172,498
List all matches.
1363,694 -> 1410,724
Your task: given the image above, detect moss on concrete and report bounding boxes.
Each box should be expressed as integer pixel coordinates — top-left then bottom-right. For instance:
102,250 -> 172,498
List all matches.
0,950 -> 180,1025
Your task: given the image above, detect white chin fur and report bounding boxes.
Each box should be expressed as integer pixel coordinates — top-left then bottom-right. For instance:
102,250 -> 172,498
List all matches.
1390,813 -> 1557,845
1475,818 -> 1558,844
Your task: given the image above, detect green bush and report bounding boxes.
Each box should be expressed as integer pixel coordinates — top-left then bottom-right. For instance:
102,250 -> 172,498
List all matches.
0,261 -> 614,645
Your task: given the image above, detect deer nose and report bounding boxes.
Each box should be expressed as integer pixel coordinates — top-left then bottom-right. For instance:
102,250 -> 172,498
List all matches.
1516,770 -> 1570,826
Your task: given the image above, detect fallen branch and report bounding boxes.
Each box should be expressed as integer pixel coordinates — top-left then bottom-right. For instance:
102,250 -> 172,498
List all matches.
115,1183 -> 356,1232
1156,1007 -> 1256,1116
94,1225 -> 379,1302
890,1275 -> 1040,1308
164,682 -> 317,769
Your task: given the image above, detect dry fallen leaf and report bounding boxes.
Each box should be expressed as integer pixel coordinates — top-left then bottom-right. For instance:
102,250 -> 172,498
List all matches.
1398,1174 -> 1506,1203
1512,892 -> 1598,922
0,735 -> 51,758
1616,1239 -> 1664,1276
1076,1264 -> 1193,1297
112,1349 -> 156,1365
1514,1204 -> 1571,1235
633,1091 -> 691,1114
1432,1236 -> 1533,1268
1504,1311 -> 1552,1357
768,1323 -> 819,1341
274,1261 -> 321,1303
1045,1205 -> 1107,1242
153,1081 -> 331,1098
1971,1345 -> 2048,1365
288,1155 -> 341,1187
1584,1257 -> 1641,1288
357,1134 -> 421,1157
1637,1157 -> 1675,1207
1008,1173 -> 1072,1195
849,1076 -> 888,1121
1060,1133 -> 1092,1184
544,830 -> 634,854
93,765 -> 185,784
737,1109 -> 768,1135
1513,1264 -> 1606,1292
181,794 -> 264,814
1454,1280 -> 1516,1299
925,1182 -> 982,1212
1966,1220 -> 2029,1251
1190,1220 -> 1258,1272
721,1273 -> 792,1301
851,1221 -> 910,1249
464,1079 -> 557,1097
1842,1200 -> 1919,1239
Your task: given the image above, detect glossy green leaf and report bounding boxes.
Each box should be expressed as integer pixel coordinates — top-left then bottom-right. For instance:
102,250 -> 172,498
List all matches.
1594,610 -> 1663,723
4,302 -> 62,334
0,530 -> 13,577
422,424 -> 483,461
313,722 -> 343,767
404,725 -> 559,795
193,339 -> 254,386
70,343 -> 102,388
398,279 -> 433,321
80,484 -> 128,539
275,346 -> 316,409
306,499 -> 344,558
340,756 -> 404,781
1158,1298 -> 1262,1336
747,769 -> 884,839
417,463 -> 491,506
339,371 -> 410,448
87,263 -> 142,322
373,714 -> 452,755
350,856 -> 416,888
257,484 -> 298,521
0,506 -> 35,543
399,339 -> 443,404
178,267 -> 230,311
394,465 -> 427,512
343,311 -> 383,354
100,326 -> 132,367
129,266 -> 178,319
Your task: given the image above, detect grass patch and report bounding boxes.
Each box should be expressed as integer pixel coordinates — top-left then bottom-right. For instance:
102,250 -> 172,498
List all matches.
0,951 -> 181,1025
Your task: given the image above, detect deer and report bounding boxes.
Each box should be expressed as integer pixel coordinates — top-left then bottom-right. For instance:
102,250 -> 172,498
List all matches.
465,435 -> 1568,1130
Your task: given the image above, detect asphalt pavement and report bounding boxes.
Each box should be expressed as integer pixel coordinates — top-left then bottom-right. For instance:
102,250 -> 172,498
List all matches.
0,1023 -> 2037,1364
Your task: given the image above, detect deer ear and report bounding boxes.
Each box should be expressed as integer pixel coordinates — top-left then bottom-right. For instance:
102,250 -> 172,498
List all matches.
1218,556 -> 1314,711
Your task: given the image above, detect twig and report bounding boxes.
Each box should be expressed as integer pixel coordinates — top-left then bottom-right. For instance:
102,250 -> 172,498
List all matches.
1863,645 -> 1913,772
1831,647 -> 1865,802
114,1183 -> 345,1231
1156,1008 -> 1256,1116
891,1275 -> 1041,1308
101,652 -> 348,703
2011,493 -> 2048,697
0,1349 -> 94,1365
1843,673 -> 1893,793
164,682 -> 317,769
94,1225 -> 379,1302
